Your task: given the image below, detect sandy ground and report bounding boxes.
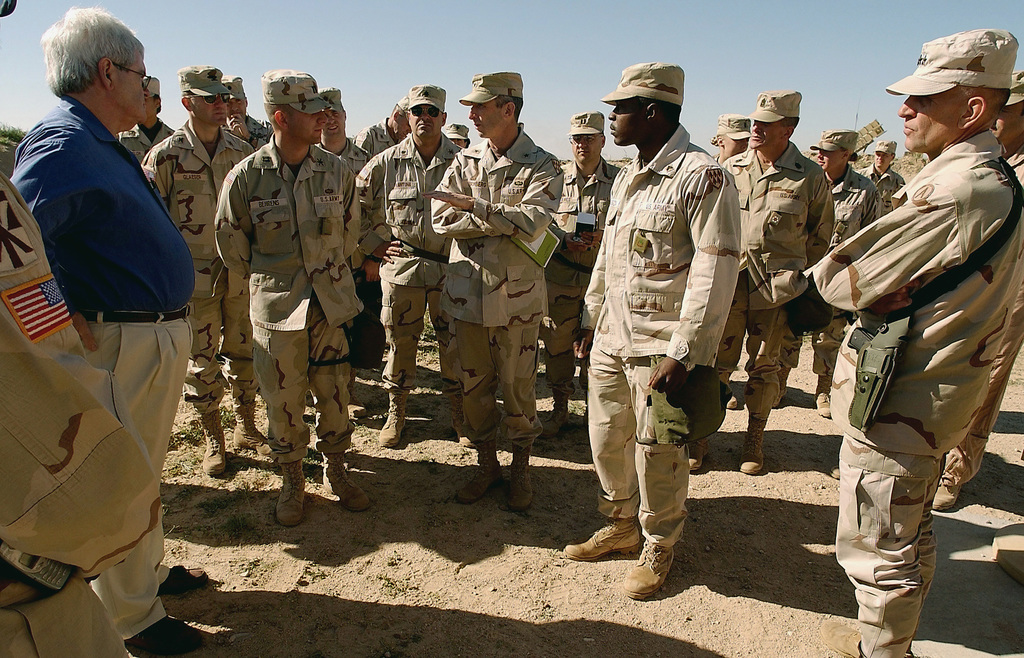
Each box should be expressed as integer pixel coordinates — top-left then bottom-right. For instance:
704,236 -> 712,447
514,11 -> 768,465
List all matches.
149,332 -> 1024,658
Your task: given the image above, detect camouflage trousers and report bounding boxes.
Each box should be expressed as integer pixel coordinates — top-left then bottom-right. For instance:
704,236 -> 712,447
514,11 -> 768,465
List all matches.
778,311 -> 849,376
943,281 -> 1024,487
837,437 -> 941,658
253,300 -> 352,464
540,280 -> 586,399
184,270 -> 257,415
452,319 -> 541,449
715,274 -> 787,419
588,348 -> 689,546
381,280 -> 458,395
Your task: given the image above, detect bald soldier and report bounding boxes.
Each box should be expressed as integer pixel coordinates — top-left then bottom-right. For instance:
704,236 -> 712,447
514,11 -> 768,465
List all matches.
356,84 -> 464,448
708,90 -> 834,474
775,129 -> 880,418
935,69 -> 1024,510
858,140 -> 905,215
813,30 -> 1021,658
144,66 -> 262,476
444,123 -> 471,149
222,75 -> 273,150
118,76 -> 174,163
539,111 -> 619,437
355,97 -> 412,158
710,113 -> 750,164
216,70 -> 368,526
428,72 -> 564,511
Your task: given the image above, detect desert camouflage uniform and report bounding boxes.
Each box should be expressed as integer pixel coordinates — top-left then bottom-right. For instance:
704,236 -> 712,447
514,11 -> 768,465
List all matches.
432,129 -> 563,448
942,139 -> 1024,487
859,163 -> 906,216
337,138 -> 369,177
243,115 -> 272,150
355,119 -> 398,159
779,165 -> 879,375
811,131 -> 1023,657
118,121 -> 175,164
717,143 -> 834,418
216,143 -> 361,463
145,121 -> 256,415
583,125 -> 740,545
357,134 -> 461,395
540,158 -> 619,399
0,173 -> 161,657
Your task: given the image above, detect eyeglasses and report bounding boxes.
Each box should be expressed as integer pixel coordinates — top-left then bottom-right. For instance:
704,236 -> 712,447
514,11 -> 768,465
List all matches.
570,134 -> 599,144
191,93 -> 230,104
113,62 -> 151,90
410,105 -> 441,118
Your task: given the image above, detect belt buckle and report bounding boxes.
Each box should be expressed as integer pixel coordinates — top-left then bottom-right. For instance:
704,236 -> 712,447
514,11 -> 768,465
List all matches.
155,311 -> 165,323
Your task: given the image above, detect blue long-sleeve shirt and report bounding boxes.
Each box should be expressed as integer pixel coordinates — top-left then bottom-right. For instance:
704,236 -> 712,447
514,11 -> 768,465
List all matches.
12,97 -> 194,313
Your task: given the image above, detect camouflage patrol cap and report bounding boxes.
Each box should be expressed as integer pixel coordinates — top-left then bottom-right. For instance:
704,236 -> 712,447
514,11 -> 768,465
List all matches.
715,113 -> 751,139
145,77 -> 161,98
810,129 -> 858,155
886,29 -> 1018,96
873,140 -> 898,155
749,90 -> 801,122
602,62 -> 684,106
460,72 -> 524,106
569,111 -> 604,136
262,70 -> 330,114
444,124 -> 470,140
1009,70 -> 1024,106
178,65 -> 230,96
407,84 -> 446,111
320,87 -> 344,113
222,75 -> 246,100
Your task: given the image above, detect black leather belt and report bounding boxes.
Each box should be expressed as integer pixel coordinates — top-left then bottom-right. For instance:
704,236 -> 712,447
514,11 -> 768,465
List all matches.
79,308 -> 189,323
552,252 -> 593,274
399,240 -> 449,264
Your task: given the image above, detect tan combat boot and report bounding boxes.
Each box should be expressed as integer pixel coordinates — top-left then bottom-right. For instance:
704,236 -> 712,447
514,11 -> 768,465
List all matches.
564,517 -> 641,561
623,541 -> 674,600
378,392 -> 408,449
819,619 -> 861,658
276,459 -> 305,526
348,374 -> 367,419
508,445 -> 533,511
688,438 -> 708,471
541,393 -> 570,437
815,374 -> 832,419
456,440 -> 502,504
740,416 -> 767,475
933,481 -> 962,511
447,393 -> 470,445
200,410 -> 226,476
232,401 -> 267,452
774,367 -> 791,408
323,452 -> 370,511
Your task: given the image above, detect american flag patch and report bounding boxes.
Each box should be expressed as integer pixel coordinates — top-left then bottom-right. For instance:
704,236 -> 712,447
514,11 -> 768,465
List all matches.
2,274 -> 72,342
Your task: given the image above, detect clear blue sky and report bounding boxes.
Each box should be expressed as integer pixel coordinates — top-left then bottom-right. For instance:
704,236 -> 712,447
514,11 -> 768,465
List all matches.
1,1 -> 1020,160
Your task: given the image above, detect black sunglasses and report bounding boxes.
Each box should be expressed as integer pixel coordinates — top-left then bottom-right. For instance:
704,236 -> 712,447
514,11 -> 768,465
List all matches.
193,93 -> 230,104
411,105 -> 441,118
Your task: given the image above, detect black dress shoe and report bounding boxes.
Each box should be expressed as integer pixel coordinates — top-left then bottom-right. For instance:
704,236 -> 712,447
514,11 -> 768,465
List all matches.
157,566 -> 209,596
124,616 -> 202,655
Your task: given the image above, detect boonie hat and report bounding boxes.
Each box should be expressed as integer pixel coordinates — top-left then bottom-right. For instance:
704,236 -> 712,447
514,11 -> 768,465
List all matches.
569,111 -> 604,136
874,140 -> 898,155
1009,70 -> 1024,106
407,84 -> 446,111
749,90 -> 801,123
810,129 -> 858,153
602,62 -> 684,106
145,77 -> 161,97
444,124 -> 470,140
262,70 -> 330,114
460,72 -> 524,105
886,29 -> 1018,96
179,65 -> 230,96
716,113 -> 751,139
320,87 -> 344,113
222,75 -> 246,100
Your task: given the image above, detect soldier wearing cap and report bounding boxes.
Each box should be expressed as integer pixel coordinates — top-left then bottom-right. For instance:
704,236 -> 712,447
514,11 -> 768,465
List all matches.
144,66 -> 262,476
427,71 -> 564,511
444,123 -> 471,149
776,130 -> 880,417
812,30 -> 1021,658
709,89 -> 834,475
711,113 -> 751,164
935,69 -> 1024,511
355,84 -> 464,448
355,97 -> 412,159
118,76 -> 174,163
222,75 -> 273,150
566,62 -> 740,599
539,111 -> 619,437
858,139 -> 905,215
216,70 -> 368,527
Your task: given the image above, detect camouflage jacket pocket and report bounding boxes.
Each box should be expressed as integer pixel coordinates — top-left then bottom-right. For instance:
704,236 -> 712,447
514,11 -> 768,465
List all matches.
254,208 -> 295,255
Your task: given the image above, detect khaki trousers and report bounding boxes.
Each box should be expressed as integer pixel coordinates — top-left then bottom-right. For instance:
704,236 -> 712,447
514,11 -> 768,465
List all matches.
588,348 -> 689,546
452,319 -> 541,448
381,279 -> 458,395
86,318 -> 191,638
539,281 -> 586,399
253,300 -> 352,463
836,437 -> 941,658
